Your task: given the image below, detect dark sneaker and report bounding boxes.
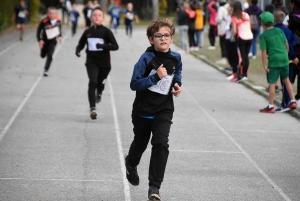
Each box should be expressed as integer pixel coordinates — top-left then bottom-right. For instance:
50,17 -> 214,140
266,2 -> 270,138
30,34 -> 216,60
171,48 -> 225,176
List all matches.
259,106 -> 275,113
288,102 -> 297,110
275,107 -> 290,113
90,107 -> 97,120
148,186 -> 161,201
124,154 -> 139,186
236,76 -> 247,83
43,71 -> 48,77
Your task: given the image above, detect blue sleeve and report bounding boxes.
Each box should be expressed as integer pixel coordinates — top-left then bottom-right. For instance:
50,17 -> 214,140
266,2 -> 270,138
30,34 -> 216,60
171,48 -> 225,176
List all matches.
130,54 -> 161,91
288,31 -> 298,59
173,54 -> 182,86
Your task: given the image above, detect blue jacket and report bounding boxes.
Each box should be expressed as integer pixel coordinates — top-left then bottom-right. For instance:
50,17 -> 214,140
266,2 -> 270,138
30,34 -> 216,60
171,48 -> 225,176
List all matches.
275,23 -> 298,60
130,46 -> 182,116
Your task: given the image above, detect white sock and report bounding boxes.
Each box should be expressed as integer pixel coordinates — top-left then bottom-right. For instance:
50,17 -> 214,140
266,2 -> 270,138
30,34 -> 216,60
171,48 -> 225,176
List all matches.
290,100 -> 296,103
268,104 -> 274,108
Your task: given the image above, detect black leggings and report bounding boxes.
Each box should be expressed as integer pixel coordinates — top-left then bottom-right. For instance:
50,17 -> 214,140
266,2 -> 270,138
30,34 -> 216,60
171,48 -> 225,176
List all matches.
127,113 -> 172,189
71,23 -> 77,35
225,39 -> 238,73
188,29 -> 196,47
40,41 -> 57,71
208,25 -> 216,46
219,35 -> 226,58
237,38 -> 252,76
85,62 -> 111,108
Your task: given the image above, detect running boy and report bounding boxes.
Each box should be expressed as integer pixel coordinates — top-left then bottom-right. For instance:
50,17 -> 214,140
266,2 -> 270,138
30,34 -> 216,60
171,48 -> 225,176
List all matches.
12,0 -> 29,41
69,4 -> 80,36
109,1 -> 123,33
125,19 -> 182,200
36,7 -> 62,77
259,12 -> 297,113
75,7 -> 119,120
124,2 -> 139,37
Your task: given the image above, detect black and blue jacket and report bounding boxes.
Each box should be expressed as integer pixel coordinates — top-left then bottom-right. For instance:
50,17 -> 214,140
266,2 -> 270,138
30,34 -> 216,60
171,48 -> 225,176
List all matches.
130,46 -> 182,116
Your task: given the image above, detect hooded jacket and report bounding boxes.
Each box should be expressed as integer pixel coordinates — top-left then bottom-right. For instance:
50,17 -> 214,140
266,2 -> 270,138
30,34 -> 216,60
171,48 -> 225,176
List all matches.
288,7 -> 300,44
130,46 -> 182,116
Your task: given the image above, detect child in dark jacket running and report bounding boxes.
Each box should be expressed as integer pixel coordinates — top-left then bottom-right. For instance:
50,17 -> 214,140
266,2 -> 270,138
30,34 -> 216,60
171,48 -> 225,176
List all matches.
125,18 -> 182,201
75,7 -> 119,120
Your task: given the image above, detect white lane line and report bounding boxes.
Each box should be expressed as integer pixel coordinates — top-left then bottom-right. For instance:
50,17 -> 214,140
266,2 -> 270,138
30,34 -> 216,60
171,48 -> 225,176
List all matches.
183,87 -> 292,201
108,78 -> 131,201
0,32 -> 34,57
225,128 -> 299,134
123,148 -> 242,154
0,177 -> 123,183
0,31 -> 70,144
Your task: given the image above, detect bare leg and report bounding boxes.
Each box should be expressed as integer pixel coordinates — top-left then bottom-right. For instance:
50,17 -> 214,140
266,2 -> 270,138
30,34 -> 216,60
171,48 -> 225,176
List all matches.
282,78 -> 295,100
268,83 -> 276,105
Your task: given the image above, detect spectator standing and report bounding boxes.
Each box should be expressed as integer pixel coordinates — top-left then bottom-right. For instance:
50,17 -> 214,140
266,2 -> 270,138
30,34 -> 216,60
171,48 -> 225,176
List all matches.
194,2 -> 205,49
185,3 -> 197,50
83,1 -> 93,28
176,2 -> 190,52
245,0 -> 262,59
207,0 -> 218,50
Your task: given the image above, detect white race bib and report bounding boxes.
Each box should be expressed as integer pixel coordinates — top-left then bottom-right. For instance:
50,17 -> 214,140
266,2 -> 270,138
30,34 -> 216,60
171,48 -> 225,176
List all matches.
126,12 -> 134,20
18,11 -> 26,18
45,26 -> 60,39
148,69 -> 174,95
87,38 -> 104,51
87,9 -> 92,18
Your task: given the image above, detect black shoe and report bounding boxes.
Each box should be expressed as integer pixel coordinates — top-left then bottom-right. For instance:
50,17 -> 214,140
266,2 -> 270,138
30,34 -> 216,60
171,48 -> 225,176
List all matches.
43,71 -> 48,77
148,186 -> 161,201
295,94 -> 300,100
124,154 -> 139,186
90,107 -> 97,120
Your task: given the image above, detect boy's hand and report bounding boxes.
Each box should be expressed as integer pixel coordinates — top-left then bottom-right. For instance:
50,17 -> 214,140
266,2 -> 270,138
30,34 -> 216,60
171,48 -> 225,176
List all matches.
39,40 -> 44,49
172,83 -> 181,97
293,58 -> 299,65
58,36 -> 62,43
264,67 -> 270,73
76,52 -> 80,57
157,64 -> 167,79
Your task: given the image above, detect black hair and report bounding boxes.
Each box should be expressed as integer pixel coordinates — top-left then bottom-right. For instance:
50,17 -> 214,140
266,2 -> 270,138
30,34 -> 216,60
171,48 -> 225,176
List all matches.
264,4 -> 275,13
291,0 -> 300,7
271,0 -> 283,7
91,6 -> 103,14
251,0 -> 258,4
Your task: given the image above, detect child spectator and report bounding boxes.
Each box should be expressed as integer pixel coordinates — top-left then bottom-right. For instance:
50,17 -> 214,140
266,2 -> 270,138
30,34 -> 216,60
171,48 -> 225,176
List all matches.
259,12 -> 297,113
124,2 -> 139,37
125,18 -> 182,201
176,2 -> 190,52
274,11 -> 299,112
83,1 -> 93,28
288,0 -> 300,103
245,0 -> 262,59
185,3 -> 197,50
75,7 -> 119,119
207,0 -> 218,50
69,4 -> 80,36
194,2 -> 205,50
231,1 -> 253,82
216,0 -> 229,65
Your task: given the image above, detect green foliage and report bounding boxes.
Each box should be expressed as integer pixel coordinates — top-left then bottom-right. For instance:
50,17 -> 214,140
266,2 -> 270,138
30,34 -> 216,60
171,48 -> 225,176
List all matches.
29,0 -> 40,23
0,0 -> 19,31
159,0 -> 168,16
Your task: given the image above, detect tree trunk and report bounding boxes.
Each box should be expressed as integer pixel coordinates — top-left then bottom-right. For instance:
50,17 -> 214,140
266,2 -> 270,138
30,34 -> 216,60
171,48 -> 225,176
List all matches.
152,0 -> 158,20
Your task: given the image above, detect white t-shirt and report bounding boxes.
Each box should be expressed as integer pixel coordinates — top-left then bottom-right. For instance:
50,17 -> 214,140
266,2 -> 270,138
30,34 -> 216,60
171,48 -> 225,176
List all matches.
283,15 -> 289,26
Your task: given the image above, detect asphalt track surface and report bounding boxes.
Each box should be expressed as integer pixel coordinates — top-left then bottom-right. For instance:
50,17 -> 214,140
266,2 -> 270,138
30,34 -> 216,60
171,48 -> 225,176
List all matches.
0,26 -> 300,201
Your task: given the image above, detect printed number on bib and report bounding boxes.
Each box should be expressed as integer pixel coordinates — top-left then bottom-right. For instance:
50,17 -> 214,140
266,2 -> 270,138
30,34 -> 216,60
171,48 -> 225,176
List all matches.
88,38 -> 104,51
18,11 -> 26,18
148,69 -> 174,95
45,26 -> 60,40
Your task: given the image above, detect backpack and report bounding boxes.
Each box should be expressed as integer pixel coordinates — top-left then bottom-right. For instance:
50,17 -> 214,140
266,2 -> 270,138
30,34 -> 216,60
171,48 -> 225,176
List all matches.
249,14 -> 259,31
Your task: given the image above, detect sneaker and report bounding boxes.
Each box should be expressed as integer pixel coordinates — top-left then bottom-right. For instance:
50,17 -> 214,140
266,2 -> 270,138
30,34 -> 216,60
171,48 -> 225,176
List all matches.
194,47 -> 199,51
288,101 -> 297,110
248,53 -> 253,58
43,71 -> 48,77
226,74 -> 234,80
190,47 -> 195,51
225,67 -> 233,71
236,76 -> 247,83
216,58 -> 227,65
252,56 -> 256,59
20,36 -> 23,41
275,107 -> 290,113
259,106 -> 275,113
148,186 -> 161,201
124,154 -> 139,186
230,77 -> 237,82
208,46 -> 216,50
90,108 -> 97,120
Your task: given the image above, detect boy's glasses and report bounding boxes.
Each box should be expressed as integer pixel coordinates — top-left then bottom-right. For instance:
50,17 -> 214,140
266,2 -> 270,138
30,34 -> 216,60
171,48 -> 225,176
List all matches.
152,34 -> 172,40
